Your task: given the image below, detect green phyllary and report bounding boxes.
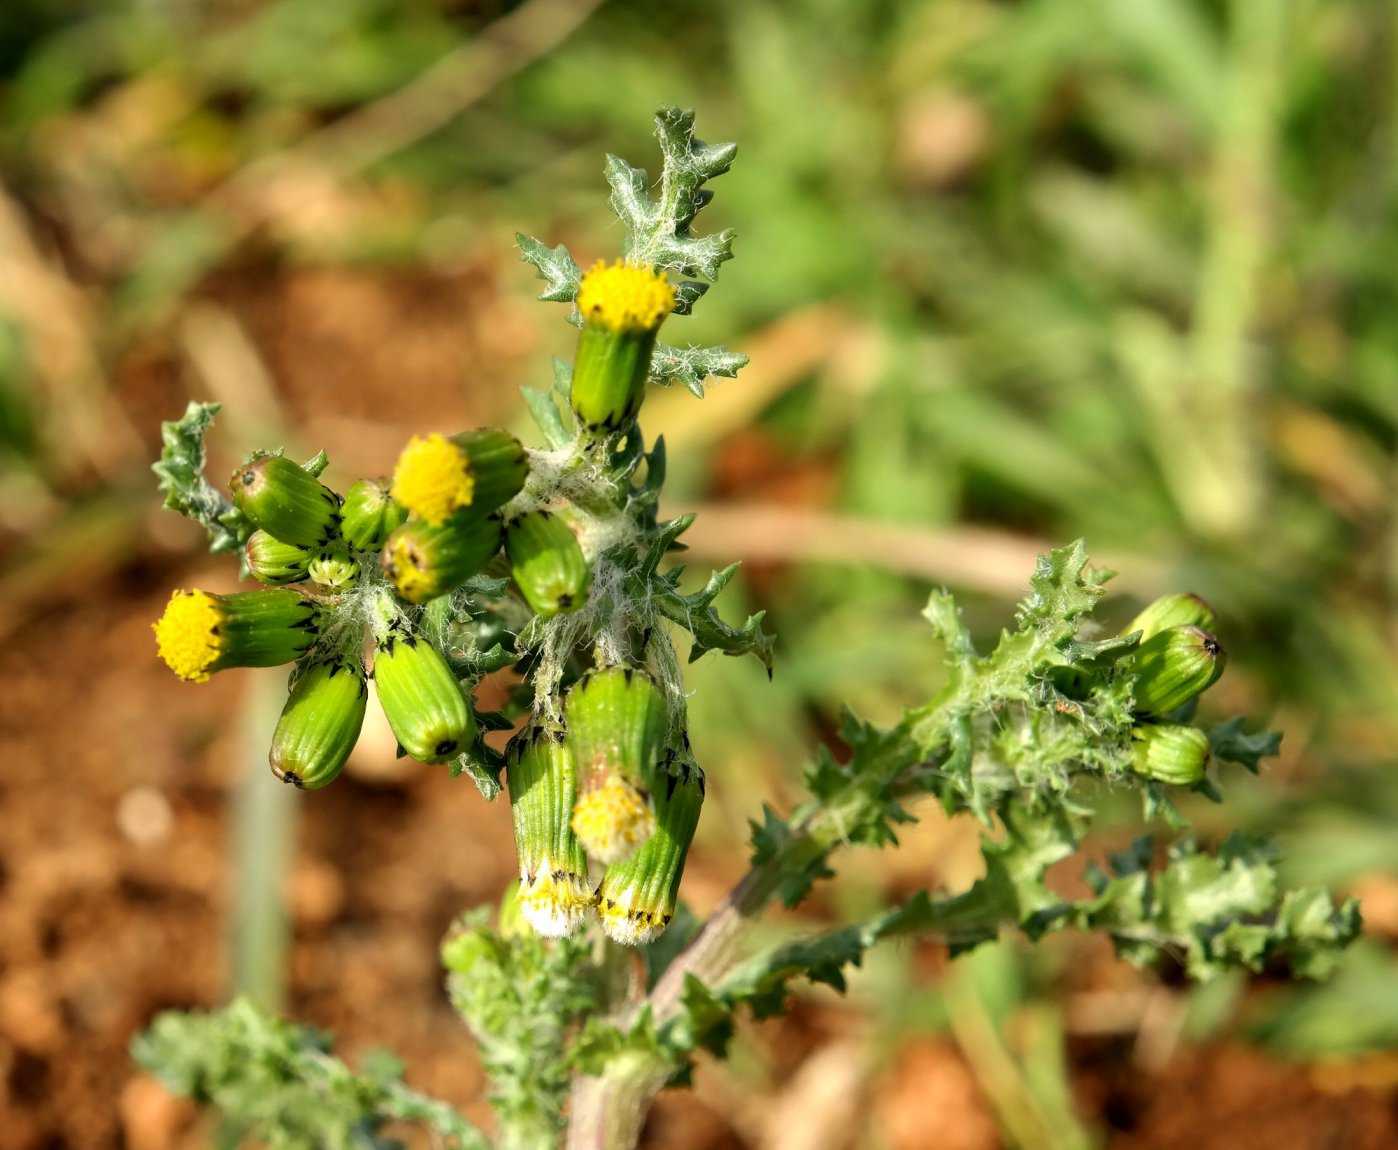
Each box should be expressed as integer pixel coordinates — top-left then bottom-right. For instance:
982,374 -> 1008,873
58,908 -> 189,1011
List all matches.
391,428 -> 529,525
596,754 -> 704,946
1130,722 -> 1211,786
1125,593 -> 1219,642
373,622 -> 477,763
506,724 -> 594,938
269,652 -> 369,789
565,666 -> 668,863
1131,625 -> 1227,718
245,530 -> 312,585
504,510 -> 592,617
229,454 -> 341,548
340,477 -> 407,550
307,546 -> 361,591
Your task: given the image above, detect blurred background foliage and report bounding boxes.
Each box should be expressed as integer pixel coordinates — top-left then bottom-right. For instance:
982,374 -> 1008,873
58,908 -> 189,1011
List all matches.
2,0 -> 1397,1145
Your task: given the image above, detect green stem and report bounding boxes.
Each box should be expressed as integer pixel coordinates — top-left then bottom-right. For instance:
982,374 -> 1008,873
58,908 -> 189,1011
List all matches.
498,1111 -> 567,1150
564,717 -> 969,1150
1177,0 -> 1286,537
229,669 -> 295,1012
564,841 -> 1014,1150
566,1051 -> 669,1150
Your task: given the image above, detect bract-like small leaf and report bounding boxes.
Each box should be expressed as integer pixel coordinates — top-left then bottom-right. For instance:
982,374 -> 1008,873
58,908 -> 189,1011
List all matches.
517,233 -> 581,302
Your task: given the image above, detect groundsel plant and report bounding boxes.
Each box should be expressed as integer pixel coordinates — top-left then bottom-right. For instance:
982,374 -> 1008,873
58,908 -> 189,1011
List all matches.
133,109 -> 1360,1150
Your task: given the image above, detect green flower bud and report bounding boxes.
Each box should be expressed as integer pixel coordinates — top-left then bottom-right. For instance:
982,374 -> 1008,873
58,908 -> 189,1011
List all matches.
340,477 -> 406,550
270,652 -> 368,789
1130,723 -> 1210,786
454,427 -> 530,511
153,588 -> 321,682
496,881 -> 530,942
565,666 -> 668,863
245,530 -> 311,585
390,429 -> 528,525
307,546 -> 360,591
441,606 -> 516,659
229,455 -> 341,548
381,513 -> 504,605
1132,625 -> 1226,718
1125,593 -> 1219,642
504,510 -> 592,617
569,260 -> 676,430
373,622 -> 476,763
506,724 -> 594,938
597,753 -> 704,947
441,918 -> 503,973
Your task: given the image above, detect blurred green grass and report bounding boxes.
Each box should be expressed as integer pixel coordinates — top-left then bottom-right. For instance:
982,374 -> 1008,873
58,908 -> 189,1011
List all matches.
2,0 -> 1396,1130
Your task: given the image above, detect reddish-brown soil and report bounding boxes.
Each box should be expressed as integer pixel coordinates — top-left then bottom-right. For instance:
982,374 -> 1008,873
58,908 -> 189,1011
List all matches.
1,263 -> 1393,1150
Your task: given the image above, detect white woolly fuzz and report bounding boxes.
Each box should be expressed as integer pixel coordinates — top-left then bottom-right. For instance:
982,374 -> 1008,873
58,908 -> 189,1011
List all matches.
517,865 -> 596,939
597,882 -> 670,948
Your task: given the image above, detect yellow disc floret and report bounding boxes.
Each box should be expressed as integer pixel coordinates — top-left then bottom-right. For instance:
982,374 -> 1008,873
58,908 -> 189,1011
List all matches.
570,774 -> 656,864
391,434 -> 474,525
576,259 -> 676,332
153,589 -> 224,683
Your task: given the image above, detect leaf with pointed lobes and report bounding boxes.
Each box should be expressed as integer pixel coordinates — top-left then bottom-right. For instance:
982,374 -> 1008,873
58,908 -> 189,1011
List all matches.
517,233 -> 581,303
648,342 -> 748,398
152,402 -> 256,555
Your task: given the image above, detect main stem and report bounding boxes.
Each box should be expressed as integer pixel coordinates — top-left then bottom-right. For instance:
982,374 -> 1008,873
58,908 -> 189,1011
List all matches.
564,716 -> 958,1150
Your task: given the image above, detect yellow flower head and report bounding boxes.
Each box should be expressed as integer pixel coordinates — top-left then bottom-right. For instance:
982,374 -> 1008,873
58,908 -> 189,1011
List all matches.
153,589 -> 224,682
570,774 -> 655,864
391,434 -> 474,525
576,259 -> 676,333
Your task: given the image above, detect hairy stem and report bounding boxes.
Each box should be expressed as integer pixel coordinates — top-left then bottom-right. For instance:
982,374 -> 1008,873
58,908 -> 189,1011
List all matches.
564,715 -> 959,1150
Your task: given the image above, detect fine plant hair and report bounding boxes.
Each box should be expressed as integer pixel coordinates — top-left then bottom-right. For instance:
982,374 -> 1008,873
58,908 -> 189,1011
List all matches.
134,108 -> 1361,1150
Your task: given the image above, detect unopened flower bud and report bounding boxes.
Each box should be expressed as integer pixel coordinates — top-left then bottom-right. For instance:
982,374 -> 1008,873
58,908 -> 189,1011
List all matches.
381,513 -> 504,605
1125,593 -> 1219,642
153,588 -> 320,683
270,652 -> 368,789
565,666 -> 667,863
307,546 -> 360,592
597,754 -> 704,947
229,455 -> 341,548
504,510 -> 592,617
1132,625 -> 1226,718
373,622 -> 476,763
570,259 -> 675,431
390,429 -> 528,526
1130,723 -> 1210,786
340,477 -> 406,550
245,530 -> 311,585
506,725 -> 594,938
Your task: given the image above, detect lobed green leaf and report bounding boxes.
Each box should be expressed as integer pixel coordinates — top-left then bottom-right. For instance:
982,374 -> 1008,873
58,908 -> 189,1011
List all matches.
516,233 -> 581,303
151,402 -> 255,557
131,998 -> 485,1150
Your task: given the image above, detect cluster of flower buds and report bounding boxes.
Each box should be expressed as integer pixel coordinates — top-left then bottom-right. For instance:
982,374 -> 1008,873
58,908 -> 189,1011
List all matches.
153,435 -> 522,788
153,431 -> 595,786
504,665 -> 703,946
1121,593 -> 1227,787
154,254 -> 698,943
